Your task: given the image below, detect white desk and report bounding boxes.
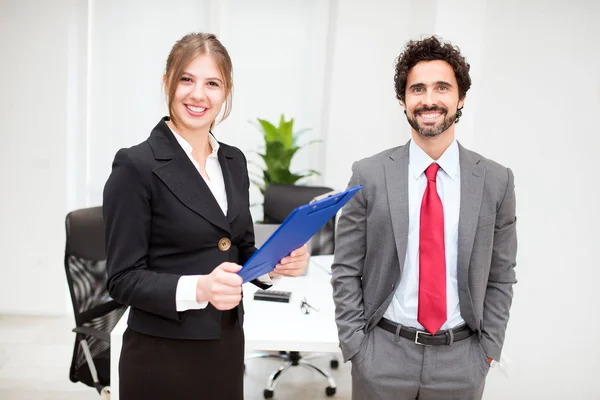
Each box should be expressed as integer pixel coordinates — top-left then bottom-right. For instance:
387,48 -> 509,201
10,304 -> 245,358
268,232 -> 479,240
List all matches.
110,255 -> 339,399
242,255 -> 339,353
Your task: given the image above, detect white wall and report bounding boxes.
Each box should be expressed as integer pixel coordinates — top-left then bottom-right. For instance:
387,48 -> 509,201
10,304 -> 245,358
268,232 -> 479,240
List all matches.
0,0 -> 87,316
323,0 -> 411,190
1,0 -> 599,397
471,1 -> 600,398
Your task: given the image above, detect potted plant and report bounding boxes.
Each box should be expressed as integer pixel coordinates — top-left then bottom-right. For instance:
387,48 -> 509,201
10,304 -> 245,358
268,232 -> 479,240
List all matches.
249,114 -> 320,194
249,114 -> 335,254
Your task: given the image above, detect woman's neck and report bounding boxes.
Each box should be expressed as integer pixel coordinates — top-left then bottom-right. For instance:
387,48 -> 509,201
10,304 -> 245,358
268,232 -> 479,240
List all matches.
168,120 -> 212,158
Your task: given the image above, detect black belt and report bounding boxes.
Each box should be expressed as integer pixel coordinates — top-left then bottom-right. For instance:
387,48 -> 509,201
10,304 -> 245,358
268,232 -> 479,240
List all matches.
377,318 -> 473,346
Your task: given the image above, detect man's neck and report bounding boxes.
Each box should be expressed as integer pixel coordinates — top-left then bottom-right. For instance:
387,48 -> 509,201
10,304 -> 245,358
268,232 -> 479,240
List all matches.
410,128 -> 455,160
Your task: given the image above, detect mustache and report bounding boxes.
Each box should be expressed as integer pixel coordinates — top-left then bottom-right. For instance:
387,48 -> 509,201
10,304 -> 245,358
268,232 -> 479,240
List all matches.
414,105 -> 448,114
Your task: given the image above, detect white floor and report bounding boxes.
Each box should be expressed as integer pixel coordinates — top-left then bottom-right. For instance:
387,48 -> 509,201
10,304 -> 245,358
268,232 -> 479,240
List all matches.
0,314 -> 351,400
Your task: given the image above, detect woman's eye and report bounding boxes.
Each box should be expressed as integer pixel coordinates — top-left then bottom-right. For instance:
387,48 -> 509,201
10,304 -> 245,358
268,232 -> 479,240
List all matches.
208,81 -> 220,87
181,77 -> 192,82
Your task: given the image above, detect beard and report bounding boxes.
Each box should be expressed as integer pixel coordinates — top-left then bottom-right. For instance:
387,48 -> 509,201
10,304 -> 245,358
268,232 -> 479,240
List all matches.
406,105 -> 458,138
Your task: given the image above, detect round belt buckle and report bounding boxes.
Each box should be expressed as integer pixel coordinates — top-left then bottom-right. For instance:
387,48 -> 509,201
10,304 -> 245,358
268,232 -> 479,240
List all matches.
218,238 -> 231,251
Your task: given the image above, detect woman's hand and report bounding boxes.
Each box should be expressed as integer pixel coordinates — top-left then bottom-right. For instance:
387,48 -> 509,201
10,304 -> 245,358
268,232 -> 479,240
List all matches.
196,262 -> 243,310
271,244 -> 309,278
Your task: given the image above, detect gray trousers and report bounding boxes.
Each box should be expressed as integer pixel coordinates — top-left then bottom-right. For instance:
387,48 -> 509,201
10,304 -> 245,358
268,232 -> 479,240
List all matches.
351,326 -> 490,400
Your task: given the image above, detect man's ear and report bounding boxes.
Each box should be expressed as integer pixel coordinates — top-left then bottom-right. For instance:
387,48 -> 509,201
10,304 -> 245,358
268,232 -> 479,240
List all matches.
458,96 -> 466,110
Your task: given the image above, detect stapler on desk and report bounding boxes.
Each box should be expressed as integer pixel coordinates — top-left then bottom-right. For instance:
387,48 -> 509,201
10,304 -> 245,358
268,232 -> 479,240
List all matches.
253,290 -> 291,303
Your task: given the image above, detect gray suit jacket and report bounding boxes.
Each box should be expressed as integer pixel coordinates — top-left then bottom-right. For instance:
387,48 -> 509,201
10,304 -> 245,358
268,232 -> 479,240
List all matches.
331,141 -> 517,362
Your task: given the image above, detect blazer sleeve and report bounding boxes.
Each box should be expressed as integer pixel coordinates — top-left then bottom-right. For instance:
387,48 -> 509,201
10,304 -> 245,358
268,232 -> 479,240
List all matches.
481,167 -> 518,361
330,161 -> 369,361
103,148 -> 182,322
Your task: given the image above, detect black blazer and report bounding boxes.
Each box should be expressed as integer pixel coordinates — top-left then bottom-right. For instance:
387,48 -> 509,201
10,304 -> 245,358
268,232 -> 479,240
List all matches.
103,117 -> 268,340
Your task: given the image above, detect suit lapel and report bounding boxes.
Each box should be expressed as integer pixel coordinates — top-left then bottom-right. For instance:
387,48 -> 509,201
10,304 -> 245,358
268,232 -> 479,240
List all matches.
218,146 -> 242,223
457,144 -> 485,300
148,119 -> 230,233
385,143 -> 410,276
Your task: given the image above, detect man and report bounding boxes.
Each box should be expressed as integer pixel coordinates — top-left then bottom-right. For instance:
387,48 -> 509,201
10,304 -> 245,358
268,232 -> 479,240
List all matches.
331,36 -> 517,400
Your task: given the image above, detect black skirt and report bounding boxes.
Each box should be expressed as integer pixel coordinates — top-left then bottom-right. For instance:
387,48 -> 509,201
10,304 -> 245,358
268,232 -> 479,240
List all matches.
119,308 -> 244,400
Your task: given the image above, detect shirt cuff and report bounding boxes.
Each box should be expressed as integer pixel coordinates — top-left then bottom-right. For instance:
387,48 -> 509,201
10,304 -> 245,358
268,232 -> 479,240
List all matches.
256,272 -> 282,285
175,275 -> 208,311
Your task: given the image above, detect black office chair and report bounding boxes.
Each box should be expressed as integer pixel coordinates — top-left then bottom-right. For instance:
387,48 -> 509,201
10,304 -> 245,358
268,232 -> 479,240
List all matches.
262,184 -> 336,255
248,184 -> 339,399
64,206 -> 126,398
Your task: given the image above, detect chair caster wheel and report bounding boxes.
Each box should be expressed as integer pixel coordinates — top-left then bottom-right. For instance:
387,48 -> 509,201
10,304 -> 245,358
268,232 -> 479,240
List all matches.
326,386 -> 336,396
263,389 -> 274,399
100,386 -> 111,400
330,359 -> 339,369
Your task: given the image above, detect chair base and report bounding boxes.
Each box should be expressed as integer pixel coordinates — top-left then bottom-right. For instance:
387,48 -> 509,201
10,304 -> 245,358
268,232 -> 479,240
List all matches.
247,351 -> 337,399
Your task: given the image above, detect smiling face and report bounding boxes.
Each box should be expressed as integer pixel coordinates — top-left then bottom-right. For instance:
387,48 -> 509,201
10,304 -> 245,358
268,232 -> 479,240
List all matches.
167,54 -> 227,136
403,60 -> 465,138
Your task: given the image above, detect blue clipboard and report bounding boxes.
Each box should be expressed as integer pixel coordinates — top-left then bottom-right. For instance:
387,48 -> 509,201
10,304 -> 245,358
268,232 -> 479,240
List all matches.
239,185 -> 362,283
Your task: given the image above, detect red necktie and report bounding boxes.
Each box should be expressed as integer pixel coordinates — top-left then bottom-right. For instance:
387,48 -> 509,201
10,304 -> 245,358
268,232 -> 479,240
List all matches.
418,163 -> 447,334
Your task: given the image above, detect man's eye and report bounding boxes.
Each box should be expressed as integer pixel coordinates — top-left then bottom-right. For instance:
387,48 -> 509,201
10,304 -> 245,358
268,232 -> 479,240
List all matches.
439,86 -> 448,91
414,87 -> 424,93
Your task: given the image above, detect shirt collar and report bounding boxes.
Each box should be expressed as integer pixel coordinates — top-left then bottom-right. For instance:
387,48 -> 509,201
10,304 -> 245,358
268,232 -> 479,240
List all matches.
409,138 -> 459,180
168,125 -> 220,158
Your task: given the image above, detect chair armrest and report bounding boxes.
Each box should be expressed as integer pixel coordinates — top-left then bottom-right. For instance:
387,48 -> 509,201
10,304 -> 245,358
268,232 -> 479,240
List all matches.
78,300 -> 123,325
72,326 -> 110,343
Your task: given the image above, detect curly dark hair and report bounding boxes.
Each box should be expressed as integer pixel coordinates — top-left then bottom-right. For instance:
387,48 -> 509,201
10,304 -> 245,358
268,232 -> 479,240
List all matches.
394,36 -> 471,104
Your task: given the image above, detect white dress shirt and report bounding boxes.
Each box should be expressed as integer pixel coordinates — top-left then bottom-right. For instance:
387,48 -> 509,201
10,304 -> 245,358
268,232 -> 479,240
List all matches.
383,139 -> 465,330
169,127 -> 273,312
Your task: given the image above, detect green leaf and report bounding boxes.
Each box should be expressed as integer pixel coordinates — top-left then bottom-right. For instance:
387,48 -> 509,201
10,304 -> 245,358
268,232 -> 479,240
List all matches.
263,170 -> 272,185
294,168 -> 321,176
257,118 -> 280,143
250,114 -> 321,187
301,139 -> 323,147
271,168 -> 295,184
277,114 -> 294,148
289,173 -> 312,185
263,142 -> 296,172
292,128 -> 311,146
284,147 -> 300,167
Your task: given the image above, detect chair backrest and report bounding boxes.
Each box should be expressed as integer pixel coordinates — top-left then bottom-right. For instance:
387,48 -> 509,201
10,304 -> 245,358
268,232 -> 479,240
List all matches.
64,206 -> 124,385
65,206 -> 111,325
263,185 -> 336,255
253,223 -> 280,249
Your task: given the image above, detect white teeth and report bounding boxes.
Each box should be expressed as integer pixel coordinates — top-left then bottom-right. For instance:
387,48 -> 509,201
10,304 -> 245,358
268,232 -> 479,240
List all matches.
187,105 -> 206,113
419,113 -> 441,119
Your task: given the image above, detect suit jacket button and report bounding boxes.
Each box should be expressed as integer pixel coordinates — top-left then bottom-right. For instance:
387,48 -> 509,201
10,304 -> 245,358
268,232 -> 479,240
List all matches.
218,238 -> 231,251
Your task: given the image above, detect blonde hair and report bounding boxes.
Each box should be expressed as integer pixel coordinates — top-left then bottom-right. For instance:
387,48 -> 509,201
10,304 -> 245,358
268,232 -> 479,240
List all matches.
164,33 -> 233,130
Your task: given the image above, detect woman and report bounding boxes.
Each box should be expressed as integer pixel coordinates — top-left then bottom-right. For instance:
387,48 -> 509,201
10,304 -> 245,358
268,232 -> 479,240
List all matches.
103,32 -> 309,399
